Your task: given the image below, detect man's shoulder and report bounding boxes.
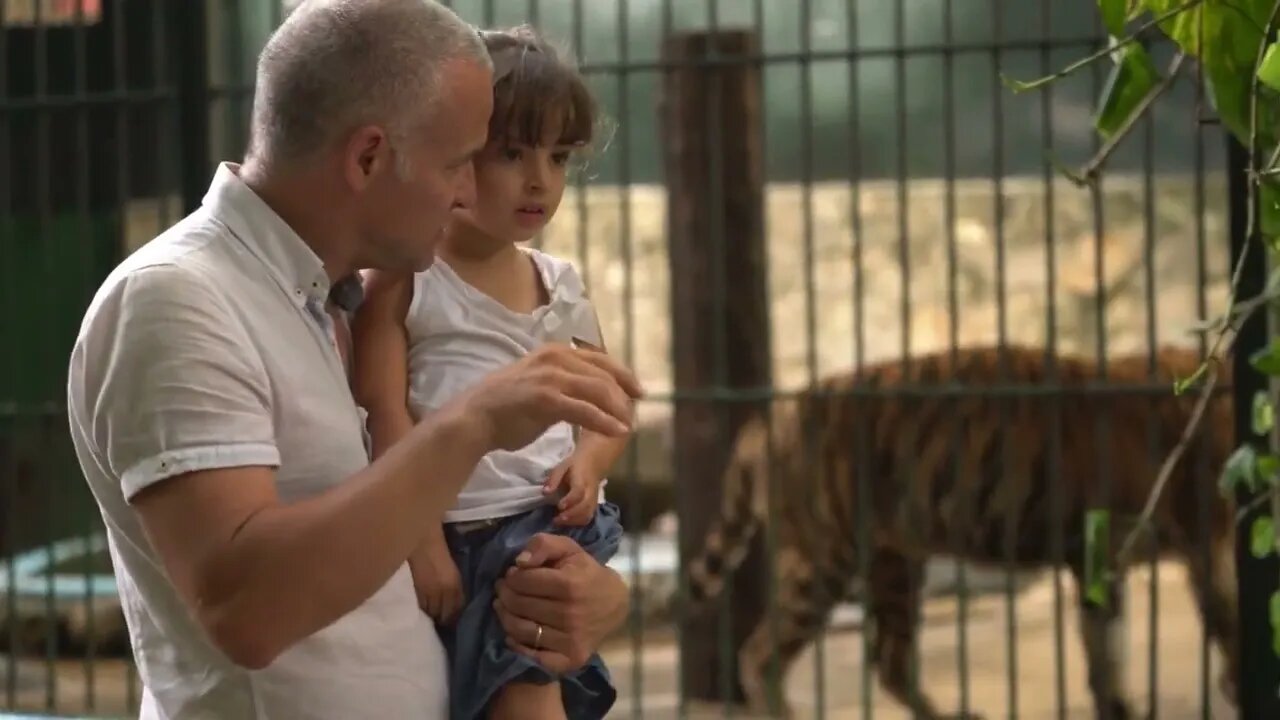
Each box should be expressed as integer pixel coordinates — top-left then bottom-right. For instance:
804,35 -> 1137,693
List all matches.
122,208 -> 235,277
78,210 -> 244,337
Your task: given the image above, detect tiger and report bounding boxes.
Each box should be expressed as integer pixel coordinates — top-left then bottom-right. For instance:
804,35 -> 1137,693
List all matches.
675,344 -> 1240,720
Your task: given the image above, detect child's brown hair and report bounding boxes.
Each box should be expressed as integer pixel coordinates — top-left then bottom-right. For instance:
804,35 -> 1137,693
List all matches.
476,25 -> 605,159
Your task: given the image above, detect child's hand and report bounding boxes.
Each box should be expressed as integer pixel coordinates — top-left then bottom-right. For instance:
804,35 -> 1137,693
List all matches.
542,456 -> 601,527
412,540 -> 464,626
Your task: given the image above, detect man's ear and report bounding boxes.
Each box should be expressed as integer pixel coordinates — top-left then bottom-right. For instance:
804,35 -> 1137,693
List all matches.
343,125 -> 391,191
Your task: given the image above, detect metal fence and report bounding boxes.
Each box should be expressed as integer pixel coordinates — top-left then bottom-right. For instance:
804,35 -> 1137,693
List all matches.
2,0 -> 1277,718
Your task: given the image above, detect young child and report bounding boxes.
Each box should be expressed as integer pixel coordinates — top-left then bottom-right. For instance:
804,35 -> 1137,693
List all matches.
351,25 -> 629,720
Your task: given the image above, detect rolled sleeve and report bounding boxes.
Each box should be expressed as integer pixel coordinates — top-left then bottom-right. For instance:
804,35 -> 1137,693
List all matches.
72,262 -> 279,501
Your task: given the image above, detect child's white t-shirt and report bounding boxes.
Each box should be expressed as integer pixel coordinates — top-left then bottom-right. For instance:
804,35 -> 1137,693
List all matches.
404,248 -> 607,523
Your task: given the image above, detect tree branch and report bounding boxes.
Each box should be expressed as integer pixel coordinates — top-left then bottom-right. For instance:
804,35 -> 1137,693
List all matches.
1061,52 -> 1187,188
1000,0 -> 1204,94
1116,0 -> 1280,568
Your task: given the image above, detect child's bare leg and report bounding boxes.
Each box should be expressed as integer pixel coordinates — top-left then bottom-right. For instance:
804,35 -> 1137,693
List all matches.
488,681 -> 565,720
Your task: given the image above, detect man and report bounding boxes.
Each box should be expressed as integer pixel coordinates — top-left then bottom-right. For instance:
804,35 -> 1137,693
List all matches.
65,1 -> 641,718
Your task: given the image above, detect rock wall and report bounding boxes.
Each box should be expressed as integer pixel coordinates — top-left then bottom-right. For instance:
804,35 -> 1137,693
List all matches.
531,172 -> 1234,498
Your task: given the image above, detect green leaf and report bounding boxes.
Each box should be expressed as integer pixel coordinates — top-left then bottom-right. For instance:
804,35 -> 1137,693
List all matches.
1271,591 -> 1280,657
1151,0 -> 1222,60
1254,390 -> 1275,435
1099,0 -> 1131,36
1192,2 -> 1279,153
1221,444 -> 1259,496
1095,44 -> 1161,140
1146,0 -> 1266,73
1204,63 -> 1253,146
1260,180 -> 1280,239
1084,509 -> 1111,607
1259,42 -> 1280,91
1256,453 -> 1280,487
1251,516 -> 1276,558
1251,339 -> 1280,375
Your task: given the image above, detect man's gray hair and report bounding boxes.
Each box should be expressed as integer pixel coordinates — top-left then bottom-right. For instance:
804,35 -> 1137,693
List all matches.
248,0 -> 490,170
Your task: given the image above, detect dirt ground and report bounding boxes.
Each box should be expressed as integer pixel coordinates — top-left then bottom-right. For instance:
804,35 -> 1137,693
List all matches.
0,560 -> 1235,719
602,560 -> 1236,719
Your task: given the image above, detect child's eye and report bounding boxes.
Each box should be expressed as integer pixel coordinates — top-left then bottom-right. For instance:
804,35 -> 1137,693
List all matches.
502,148 -> 522,162
551,152 -> 571,166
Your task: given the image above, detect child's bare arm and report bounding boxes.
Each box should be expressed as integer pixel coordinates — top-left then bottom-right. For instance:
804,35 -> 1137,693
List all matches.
543,311 -> 635,526
351,271 -> 463,623
350,270 -> 415,459
570,314 -> 633,478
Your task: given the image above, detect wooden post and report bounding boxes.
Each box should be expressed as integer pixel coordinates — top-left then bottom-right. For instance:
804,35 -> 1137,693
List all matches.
660,29 -> 772,707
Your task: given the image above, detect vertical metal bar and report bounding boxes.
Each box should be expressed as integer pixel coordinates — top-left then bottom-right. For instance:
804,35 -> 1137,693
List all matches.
226,0 -> 248,159
796,1 -> 822,716
116,0 -> 135,257
613,2 -> 644,718
799,0 -> 816,421
1192,29 -> 1213,720
941,0 -> 971,714
571,0 -> 589,291
176,0 -> 211,215
153,0 -> 175,237
893,0 -> 909,372
754,1 -> 780,714
1087,36 -> 1115,720
110,0 -> 134,707
139,0 -> 180,705
0,0 -> 16,704
661,1 -> 681,715
1039,3 -> 1067,718
33,0 -> 58,707
527,0 -> 539,29
890,0 -> 923,708
1140,74 -> 1160,720
844,1 -> 873,716
72,0 -> 96,708
990,2 -> 1017,717
1078,22 -> 1125,715
559,9 -> 607,704
482,0 -> 494,28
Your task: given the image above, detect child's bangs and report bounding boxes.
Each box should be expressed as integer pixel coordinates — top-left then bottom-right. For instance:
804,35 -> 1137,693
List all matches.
490,51 -> 596,149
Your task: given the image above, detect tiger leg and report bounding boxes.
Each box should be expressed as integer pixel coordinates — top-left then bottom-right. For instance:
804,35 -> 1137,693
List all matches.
736,547 -> 837,719
1184,537 -> 1240,706
1069,564 -> 1135,720
867,548 -> 984,720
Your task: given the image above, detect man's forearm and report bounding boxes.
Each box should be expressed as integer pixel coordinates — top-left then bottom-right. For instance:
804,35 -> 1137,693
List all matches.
368,402 -> 453,591
201,404 -> 486,668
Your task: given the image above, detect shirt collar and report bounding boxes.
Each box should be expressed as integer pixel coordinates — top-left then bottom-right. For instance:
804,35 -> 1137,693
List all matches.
201,162 -> 333,309
329,273 -> 365,313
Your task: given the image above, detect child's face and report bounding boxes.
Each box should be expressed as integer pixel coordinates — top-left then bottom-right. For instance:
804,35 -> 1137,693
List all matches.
456,127 -> 574,244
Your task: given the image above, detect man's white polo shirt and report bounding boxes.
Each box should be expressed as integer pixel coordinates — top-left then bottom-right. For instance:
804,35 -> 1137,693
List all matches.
66,163 -> 448,719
